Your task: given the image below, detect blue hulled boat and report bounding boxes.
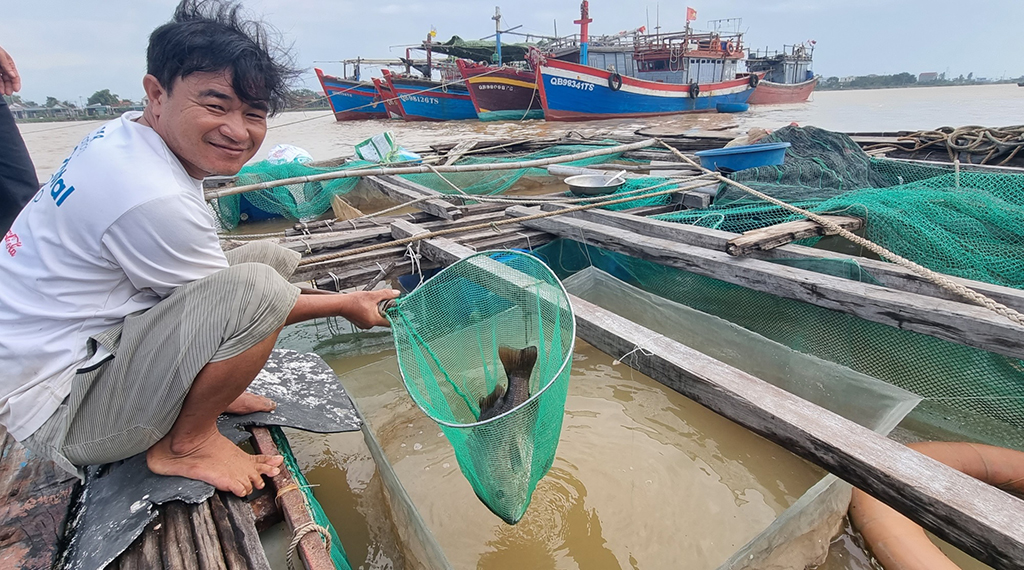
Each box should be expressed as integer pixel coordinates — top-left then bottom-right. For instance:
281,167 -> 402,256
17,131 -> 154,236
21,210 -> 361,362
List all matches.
381,69 -> 477,122
315,68 -> 388,121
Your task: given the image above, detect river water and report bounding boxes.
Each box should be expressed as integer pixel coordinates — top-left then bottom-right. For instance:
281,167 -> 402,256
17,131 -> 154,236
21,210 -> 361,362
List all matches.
18,83 -> 1024,183
17,86 -> 1013,569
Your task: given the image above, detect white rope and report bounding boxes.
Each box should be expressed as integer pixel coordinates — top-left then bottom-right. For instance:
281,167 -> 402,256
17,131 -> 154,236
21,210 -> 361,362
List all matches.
286,521 -> 333,570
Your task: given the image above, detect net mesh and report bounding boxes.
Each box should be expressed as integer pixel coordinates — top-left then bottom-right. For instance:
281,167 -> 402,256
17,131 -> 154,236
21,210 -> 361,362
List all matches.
527,126 -> 1024,435
212,160 -> 374,229
656,126 -> 1024,288
383,251 -> 575,524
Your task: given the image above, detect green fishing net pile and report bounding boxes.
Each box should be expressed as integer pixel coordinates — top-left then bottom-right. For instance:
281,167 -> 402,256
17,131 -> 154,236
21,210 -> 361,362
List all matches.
528,126 -> 1024,433
657,126 -> 1024,288
212,160 -> 374,229
383,251 -> 575,524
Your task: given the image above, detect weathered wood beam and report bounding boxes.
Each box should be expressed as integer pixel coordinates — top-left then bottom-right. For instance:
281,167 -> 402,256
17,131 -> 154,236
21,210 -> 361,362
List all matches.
362,176 -> 463,220
537,205 -> 1024,314
726,216 -> 865,256
250,427 -> 334,570
407,237 -> 1024,570
507,206 -> 1024,361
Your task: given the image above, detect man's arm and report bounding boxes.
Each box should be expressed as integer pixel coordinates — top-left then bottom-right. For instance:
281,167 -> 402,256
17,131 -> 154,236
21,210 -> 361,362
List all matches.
287,288 -> 399,329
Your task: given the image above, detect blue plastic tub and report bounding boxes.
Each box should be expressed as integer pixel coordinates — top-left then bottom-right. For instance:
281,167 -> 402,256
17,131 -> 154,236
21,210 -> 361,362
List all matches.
693,142 -> 792,172
715,102 -> 749,113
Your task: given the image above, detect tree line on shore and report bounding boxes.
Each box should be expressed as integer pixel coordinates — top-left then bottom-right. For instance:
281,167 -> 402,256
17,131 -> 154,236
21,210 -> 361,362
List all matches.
4,88 -> 328,121
817,72 -> 1024,90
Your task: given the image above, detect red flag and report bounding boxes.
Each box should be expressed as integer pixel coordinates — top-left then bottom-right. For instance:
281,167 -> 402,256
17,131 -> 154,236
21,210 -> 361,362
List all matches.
686,7 -> 697,21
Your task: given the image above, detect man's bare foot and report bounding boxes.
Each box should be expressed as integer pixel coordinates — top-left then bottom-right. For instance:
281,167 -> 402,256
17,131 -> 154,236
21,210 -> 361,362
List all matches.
146,430 -> 283,497
224,391 -> 276,415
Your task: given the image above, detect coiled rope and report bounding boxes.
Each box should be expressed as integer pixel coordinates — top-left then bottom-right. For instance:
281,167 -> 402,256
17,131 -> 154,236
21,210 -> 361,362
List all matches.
864,125 -> 1024,166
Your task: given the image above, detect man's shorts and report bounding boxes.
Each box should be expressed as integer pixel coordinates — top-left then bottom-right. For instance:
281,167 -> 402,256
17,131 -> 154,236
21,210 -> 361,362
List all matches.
22,242 -> 301,477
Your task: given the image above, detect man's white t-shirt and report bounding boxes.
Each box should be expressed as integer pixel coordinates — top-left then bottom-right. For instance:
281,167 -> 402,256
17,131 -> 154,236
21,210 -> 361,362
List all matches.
0,111 -> 229,441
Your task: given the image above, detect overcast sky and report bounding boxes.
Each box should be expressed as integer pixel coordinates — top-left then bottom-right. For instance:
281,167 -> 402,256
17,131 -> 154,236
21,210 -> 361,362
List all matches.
4,0 -> 1022,104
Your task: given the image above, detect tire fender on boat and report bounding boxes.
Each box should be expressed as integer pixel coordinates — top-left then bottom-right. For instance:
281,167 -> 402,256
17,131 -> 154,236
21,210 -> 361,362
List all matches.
849,441 -> 1024,570
689,83 -> 700,98
608,72 -> 623,92
749,73 -> 760,88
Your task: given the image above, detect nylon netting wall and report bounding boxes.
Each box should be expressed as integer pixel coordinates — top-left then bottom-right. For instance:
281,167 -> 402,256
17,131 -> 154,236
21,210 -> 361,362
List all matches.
534,239 -> 1024,437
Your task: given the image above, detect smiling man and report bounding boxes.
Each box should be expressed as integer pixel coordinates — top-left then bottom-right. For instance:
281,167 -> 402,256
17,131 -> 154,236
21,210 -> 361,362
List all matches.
0,0 -> 398,496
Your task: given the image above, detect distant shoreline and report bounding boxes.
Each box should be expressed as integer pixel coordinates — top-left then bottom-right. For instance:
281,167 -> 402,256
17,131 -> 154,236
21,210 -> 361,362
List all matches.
816,80 -> 1021,92
13,106 -> 331,124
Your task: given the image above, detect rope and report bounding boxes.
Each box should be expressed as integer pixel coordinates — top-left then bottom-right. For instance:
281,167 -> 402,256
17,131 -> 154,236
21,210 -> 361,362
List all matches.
863,125 -> 1024,166
286,521 -> 333,570
655,139 -> 1024,327
297,175 -> 715,266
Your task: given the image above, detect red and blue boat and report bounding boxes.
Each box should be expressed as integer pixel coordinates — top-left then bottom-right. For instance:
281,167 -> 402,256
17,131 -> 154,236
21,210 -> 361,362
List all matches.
532,2 -> 757,121
371,76 -> 405,119
381,68 -> 477,122
534,55 -> 758,121
456,60 -> 543,122
315,68 -> 388,121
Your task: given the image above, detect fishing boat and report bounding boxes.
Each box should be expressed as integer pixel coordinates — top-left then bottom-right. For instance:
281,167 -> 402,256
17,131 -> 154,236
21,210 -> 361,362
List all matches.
315,67 -> 388,121
380,68 -> 477,122
456,59 -> 542,121
371,76 -> 405,119
531,4 -> 756,121
745,42 -> 818,105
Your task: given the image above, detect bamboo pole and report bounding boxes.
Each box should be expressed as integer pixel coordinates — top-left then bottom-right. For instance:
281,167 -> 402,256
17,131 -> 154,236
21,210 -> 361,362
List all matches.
203,139 -> 658,201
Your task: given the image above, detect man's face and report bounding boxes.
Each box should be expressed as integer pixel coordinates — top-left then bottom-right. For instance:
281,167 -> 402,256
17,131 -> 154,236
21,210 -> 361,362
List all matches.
144,70 -> 268,179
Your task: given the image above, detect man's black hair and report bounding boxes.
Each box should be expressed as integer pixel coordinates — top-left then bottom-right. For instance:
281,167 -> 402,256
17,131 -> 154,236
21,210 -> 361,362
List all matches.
147,0 -> 299,114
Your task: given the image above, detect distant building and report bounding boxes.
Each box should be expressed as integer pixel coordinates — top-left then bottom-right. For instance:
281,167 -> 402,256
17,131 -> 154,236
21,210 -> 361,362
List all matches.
919,72 -> 939,82
839,76 -> 856,84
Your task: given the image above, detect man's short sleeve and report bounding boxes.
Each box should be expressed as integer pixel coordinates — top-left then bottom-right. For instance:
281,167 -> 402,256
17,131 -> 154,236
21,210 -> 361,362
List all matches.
101,195 -> 228,298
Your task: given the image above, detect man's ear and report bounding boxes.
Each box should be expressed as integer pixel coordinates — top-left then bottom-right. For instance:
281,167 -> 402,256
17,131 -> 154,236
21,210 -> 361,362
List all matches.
141,74 -> 168,115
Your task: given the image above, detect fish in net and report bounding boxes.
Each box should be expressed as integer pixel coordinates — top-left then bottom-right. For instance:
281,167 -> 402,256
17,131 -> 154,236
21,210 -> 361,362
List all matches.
381,250 -> 575,524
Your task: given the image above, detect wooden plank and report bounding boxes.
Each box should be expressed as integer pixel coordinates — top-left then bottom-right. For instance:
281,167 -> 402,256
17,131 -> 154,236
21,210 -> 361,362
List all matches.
535,205 -> 1024,315
506,206 -> 1024,361
249,427 -> 334,570
225,494 -> 273,570
139,517 -> 162,568
726,216 -> 864,256
163,502 -> 200,570
189,500 -> 228,570
0,430 -> 78,570
363,176 -> 463,220
209,493 -> 248,570
443,140 -> 477,165
567,295 -> 1024,570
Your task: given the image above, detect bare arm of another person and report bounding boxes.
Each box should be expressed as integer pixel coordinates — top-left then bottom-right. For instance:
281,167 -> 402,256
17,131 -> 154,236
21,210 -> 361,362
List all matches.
0,45 -> 22,96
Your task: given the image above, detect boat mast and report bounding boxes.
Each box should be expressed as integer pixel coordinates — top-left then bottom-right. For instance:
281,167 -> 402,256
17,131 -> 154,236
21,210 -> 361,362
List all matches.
574,0 -> 593,66
493,6 -> 502,65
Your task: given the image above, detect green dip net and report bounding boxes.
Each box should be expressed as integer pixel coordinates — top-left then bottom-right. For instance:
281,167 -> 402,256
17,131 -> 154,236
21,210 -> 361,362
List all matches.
382,250 -> 575,524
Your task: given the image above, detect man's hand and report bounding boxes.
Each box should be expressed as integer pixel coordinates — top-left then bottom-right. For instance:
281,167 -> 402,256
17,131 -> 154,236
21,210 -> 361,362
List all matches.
342,289 -> 400,329
0,45 -> 22,96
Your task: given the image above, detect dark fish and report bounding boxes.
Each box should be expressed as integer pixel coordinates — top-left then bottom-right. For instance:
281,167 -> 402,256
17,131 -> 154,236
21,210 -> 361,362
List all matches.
478,345 -> 538,422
